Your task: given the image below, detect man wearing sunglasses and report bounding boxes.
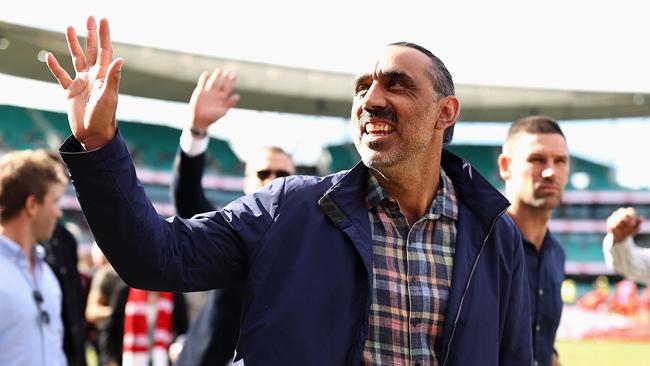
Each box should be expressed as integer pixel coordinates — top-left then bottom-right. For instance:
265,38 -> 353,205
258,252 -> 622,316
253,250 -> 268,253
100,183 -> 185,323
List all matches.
171,69 -> 294,366
50,17 -> 531,365
0,149 -> 68,365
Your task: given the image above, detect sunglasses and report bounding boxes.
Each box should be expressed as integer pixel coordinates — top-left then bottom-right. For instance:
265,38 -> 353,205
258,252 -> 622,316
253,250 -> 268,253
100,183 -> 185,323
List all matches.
256,169 -> 291,180
33,290 -> 51,325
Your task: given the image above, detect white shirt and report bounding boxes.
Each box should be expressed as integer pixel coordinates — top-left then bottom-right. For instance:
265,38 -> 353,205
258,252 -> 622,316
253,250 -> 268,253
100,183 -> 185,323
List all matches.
603,233 -> 650,285
179,128 -> 209,157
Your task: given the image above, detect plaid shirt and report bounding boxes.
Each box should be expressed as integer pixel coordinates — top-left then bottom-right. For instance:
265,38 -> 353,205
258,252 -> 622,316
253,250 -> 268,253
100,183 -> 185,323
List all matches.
362,169 -> 458,366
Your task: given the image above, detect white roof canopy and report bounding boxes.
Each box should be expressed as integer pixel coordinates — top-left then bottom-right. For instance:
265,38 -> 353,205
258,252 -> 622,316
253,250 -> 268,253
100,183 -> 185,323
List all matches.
2,20 -> 649,121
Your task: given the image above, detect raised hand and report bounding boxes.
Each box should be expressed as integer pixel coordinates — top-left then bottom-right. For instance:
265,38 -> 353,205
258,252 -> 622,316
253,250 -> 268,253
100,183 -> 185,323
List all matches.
45,17 -> 123,151
607,207 -> 643,242
188,69 -> 240,134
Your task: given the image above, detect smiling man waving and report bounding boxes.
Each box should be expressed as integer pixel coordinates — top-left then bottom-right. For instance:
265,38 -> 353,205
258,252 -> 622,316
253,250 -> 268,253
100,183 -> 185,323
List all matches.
47,17 -> 531,365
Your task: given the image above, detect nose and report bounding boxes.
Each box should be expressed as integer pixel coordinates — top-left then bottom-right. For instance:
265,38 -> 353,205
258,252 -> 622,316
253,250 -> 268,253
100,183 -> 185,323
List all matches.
361,82 -> 388,111
541,167 -> 555,179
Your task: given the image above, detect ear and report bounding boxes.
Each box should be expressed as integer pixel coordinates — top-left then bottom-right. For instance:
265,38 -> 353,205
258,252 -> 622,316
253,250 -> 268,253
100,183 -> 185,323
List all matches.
434,95 -> 460,132
24,194 -> 39,217
497,153 -> 511,181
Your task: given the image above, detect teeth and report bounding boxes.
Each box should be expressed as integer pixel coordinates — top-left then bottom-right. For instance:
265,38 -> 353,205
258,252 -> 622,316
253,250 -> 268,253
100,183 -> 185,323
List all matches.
365,123 -> 394,133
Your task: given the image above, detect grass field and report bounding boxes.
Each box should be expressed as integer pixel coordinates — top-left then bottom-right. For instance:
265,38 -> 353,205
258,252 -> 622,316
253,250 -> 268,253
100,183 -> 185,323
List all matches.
556,340 -> 650,366
85,340 -> 649,366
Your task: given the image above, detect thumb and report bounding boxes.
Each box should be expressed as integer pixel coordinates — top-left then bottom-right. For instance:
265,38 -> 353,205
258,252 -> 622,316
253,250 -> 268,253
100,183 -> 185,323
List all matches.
227,94 -> 241,109
105,57 -> 124,95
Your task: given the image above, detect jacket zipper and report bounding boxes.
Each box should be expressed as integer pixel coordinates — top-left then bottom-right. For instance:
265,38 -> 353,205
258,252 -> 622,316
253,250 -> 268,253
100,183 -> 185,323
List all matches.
441,207 -> 508,366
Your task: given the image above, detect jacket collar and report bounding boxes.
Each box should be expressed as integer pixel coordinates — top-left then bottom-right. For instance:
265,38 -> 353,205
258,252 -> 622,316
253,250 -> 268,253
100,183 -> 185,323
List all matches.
320,149 -> 509,231
440,149 -> 510,230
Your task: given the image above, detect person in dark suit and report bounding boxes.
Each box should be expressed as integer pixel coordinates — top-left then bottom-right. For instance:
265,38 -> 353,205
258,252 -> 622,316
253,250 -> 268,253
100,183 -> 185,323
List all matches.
43,151 -> 88,366
170,68 -> 295,365
43,222 -> 88,366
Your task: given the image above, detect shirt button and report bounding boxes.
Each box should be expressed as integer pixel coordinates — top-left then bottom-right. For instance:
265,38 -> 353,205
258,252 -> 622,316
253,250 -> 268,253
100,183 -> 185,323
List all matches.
536,324 -> 541,332
538,289 -> 544,296
410,277 -> 417,284
534,361 -> 539,366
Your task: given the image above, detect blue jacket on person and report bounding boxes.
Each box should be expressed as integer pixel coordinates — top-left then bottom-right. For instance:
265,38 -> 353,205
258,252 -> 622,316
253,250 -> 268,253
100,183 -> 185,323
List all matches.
61,131 -> 532,366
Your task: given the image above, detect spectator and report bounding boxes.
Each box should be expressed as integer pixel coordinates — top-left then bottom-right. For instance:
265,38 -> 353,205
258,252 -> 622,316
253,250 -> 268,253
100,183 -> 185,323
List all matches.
85,245 -> 128,366
121,288 -> 188,366
43,150 -> 88,366
0,149 -> 69,365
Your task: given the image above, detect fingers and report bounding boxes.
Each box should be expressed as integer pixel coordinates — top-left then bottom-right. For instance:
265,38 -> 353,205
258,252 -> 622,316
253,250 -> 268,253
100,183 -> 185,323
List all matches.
104,58 -> 124,96
65,26 -> 88,73
196,71 -> 210,91
86,16 -> 98,66
45,53 -> 73,89
204,69 -> 238,96
205,69 -> 223,90
97,18 -> 113,74
226,94 -> 241,109
222,71 -> 237,94
608,207 -> 642,241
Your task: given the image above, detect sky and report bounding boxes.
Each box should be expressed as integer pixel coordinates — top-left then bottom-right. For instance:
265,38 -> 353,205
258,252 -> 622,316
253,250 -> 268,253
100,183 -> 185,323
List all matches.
1,0 -> 650,188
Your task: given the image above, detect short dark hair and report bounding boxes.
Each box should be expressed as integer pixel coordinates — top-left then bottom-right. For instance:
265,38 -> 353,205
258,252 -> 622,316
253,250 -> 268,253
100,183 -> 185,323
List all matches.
505,115 -> 565,143
0,149 -> 68,221
389,42 -> 456,144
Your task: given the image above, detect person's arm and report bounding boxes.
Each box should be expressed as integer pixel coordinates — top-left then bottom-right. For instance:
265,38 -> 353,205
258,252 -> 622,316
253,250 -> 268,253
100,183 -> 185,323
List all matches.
172,68 -> 240,218
499,226 -> 533,365
61,130 -> 277,291
603,207 -> 650,285
48,17 -> 275,292
603,234 -> 650,285
173,148 -> 215,218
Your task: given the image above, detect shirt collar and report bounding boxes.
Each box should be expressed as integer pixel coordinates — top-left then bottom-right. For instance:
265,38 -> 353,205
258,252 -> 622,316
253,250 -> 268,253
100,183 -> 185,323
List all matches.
0,235 -> 46,262
365,168 -> 459,221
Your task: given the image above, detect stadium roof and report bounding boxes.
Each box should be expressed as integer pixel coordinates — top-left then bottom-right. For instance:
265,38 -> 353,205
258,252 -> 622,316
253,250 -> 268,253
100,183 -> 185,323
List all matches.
2,19 -> 650,121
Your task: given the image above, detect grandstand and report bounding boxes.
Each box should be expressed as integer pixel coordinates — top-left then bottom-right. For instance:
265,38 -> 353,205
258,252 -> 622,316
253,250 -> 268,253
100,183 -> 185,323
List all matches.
0,104 -> 246,243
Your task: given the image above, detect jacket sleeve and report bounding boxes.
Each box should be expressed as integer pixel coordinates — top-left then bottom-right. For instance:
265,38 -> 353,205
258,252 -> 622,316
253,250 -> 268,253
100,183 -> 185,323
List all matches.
499,226 -> 533,366
171,149 -> 216,218
60,131 -> 278,292
603,233 -> 650,285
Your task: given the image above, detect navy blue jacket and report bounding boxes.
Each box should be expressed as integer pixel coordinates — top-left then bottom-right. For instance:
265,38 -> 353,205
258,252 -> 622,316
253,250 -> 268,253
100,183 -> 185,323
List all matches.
172,149 -> 243,366
61,132 -> 532,365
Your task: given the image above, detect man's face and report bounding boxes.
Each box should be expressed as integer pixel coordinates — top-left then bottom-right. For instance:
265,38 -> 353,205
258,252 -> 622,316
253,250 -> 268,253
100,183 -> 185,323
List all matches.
350,45 -> 442,170
244,150 -> 295,194
31,183 -> 65,243
501,133 -> 570,210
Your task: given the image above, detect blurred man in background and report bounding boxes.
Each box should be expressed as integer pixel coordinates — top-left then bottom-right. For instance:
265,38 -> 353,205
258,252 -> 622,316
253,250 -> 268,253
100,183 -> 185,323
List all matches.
43,151 -> 88,366
0,149 -> 69,365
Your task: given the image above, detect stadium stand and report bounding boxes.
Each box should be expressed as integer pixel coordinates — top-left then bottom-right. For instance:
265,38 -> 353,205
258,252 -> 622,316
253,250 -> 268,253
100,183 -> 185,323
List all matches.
0,104 -> 246,249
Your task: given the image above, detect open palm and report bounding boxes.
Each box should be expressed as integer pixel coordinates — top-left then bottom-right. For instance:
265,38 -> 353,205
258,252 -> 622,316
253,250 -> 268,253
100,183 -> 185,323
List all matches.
190,69 -> 240,131
46,17 -> 123,150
